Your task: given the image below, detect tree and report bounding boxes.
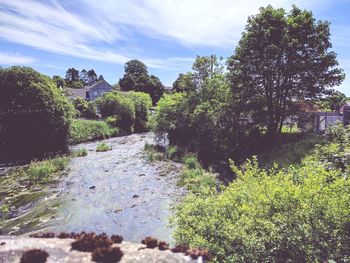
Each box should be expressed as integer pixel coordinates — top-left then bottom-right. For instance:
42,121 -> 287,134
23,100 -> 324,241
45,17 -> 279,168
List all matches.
119,59 -> 165,105
149,75 -> 165,104
192,55 -> 224,89
327,91 -> 347,111
228,5 -> 344,136
79,69 -> 89,84
124,59 -> 148,77
87,69 -> 97,84
65,68 -> 80,81
0,67 -> 74,161
172,73 -> 196,93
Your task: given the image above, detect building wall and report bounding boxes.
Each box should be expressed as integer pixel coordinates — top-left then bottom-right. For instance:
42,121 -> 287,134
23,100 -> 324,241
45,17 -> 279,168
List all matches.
87,81 -> 113,100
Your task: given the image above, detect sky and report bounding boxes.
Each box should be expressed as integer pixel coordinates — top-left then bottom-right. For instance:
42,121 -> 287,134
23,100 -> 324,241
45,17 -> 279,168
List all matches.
0,0 -> 349,94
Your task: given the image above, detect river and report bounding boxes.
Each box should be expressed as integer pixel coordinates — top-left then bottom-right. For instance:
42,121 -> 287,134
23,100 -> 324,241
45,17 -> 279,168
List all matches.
1,133 -> 185,244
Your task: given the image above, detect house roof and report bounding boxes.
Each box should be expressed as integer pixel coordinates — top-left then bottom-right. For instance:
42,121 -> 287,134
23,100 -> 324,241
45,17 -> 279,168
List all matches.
66,80 -> 113,99
85,79 -> 112,90
66,88 -> 88,98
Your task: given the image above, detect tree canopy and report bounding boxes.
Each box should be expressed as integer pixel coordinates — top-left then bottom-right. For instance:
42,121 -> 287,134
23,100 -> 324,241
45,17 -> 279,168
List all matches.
119,59 -> 165,105
0,66 -> 74,161
228,5 -> 344,136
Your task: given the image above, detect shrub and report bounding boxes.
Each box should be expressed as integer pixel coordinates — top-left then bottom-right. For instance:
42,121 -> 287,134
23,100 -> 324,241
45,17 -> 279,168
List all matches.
182,154 -> 201,169
96,142 -> 111,152
96,92 -> 135,132
0,66 -> 74,161
125,91 -> 152,132
69,119 -> 118,144
151,92 -> 190,143
73,97 -> 98,119
173,157 -> 350,262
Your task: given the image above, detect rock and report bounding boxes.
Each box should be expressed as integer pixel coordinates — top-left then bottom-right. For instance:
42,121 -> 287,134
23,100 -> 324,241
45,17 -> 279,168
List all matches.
114,207 -> 123,213
0,236 -> 195,262
138,174 -> 145,177
89,186 -> 96,190
130,205 -> 137,208
132,194 -> 139,198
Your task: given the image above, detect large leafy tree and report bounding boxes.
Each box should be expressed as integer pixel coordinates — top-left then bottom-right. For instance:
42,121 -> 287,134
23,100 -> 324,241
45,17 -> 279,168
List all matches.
228,5 -> 344,136
119,59 -> 165,105
0,67 -> 74,161
172,73 -> 196,93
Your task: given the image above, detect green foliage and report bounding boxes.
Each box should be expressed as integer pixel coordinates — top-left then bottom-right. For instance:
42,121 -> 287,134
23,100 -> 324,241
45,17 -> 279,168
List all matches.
177,155 -> 217,196
259,134 -> 322,168
73,97 -> 98,119
119,59 -> 165,105
313,122 -> 350,173
96,92 -> 135,133
0,66 -> 75,161
173,156 -> 350,262
227,5 -> 344,136
73,148 -> 88,157
316,91 -> 348,112
125,91 -> 152,132
172,73 -> 196,93
27,156 -> 70,183
144,143 -> 166,162
153,73 -> 254,164
69,119 -> 118,144
96,142 -> 111,152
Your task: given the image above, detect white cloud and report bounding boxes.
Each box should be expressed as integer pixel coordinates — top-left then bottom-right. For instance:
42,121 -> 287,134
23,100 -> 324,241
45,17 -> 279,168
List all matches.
0,52 -> 35,65
0,0 -> 333,70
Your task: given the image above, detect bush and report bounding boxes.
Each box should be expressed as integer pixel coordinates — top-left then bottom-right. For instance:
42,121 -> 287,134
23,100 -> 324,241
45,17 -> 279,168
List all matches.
151,92 -> 190,143
0,66 -> 74,161
96,142 -> 111,152
173,157 -> 350,262
125,91 -> 152,132
73,97 -> 98,119
96,92 -> 135,133
69,119 -> 118,144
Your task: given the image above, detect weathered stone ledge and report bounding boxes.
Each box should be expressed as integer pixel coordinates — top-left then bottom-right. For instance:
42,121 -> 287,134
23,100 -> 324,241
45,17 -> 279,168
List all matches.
0,236 -> 198,263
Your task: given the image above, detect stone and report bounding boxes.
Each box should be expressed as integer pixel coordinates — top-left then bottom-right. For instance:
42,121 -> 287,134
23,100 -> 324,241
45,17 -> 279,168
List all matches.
0,236 -> 195,262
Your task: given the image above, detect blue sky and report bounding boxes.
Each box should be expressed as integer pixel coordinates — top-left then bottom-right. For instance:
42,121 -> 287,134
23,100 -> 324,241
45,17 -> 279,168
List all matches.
0,0 -> 349,94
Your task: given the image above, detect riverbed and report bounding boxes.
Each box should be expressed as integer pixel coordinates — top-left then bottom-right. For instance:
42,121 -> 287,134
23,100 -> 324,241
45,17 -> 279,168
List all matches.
0,133 -> 185,243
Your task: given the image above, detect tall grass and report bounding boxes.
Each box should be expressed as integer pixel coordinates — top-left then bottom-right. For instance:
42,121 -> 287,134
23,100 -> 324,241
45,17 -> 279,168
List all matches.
178,155 -> 217,195
69,119 -> 118,144
27,156 -> 70,183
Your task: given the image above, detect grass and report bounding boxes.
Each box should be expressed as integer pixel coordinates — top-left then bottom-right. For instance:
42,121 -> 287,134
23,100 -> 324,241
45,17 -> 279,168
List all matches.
177,155 -> 217,196
0,155 -> 70,233
27,156 -> 70,183
144,143 -> 166,162
258,134 -> 323,168
144,143 -> 218,195
69,119 -> 119,144
96,142 -> 112,152
73,148 -> 88,157
144,143 -> 185,162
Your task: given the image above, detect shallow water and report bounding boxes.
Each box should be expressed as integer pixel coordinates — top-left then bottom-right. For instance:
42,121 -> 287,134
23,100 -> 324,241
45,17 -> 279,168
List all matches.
48,133 -> 184,243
